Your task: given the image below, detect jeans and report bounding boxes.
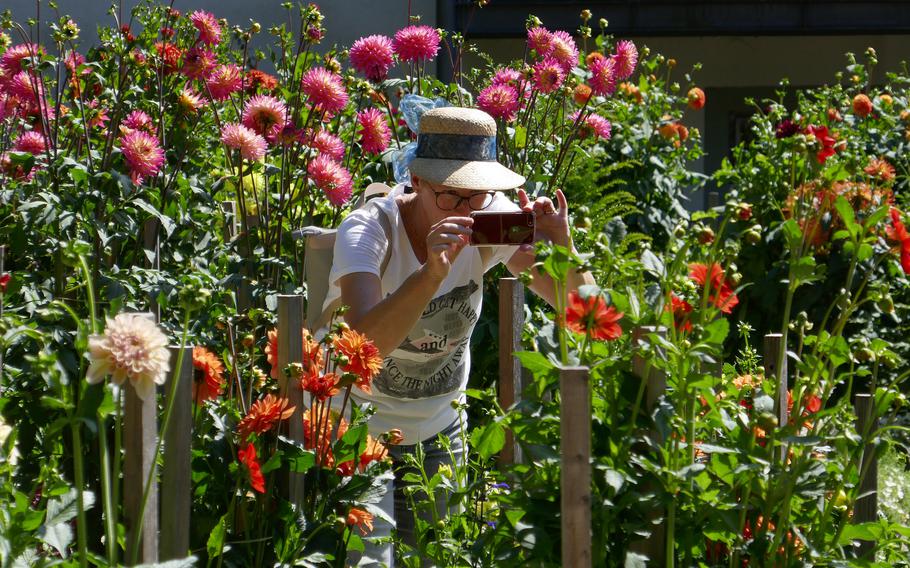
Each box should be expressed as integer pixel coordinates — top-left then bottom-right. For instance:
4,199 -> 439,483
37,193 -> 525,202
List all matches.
356,418 -> 465,567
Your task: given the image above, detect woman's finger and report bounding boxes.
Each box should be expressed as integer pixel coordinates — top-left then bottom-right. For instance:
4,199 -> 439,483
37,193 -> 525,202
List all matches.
555,188 -> 568,215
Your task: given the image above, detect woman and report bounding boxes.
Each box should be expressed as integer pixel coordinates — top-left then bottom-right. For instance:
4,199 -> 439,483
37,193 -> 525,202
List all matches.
323,106 -> 594,565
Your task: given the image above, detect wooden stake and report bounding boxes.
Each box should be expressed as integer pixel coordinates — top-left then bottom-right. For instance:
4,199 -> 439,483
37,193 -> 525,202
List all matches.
763,333 -> 787,461
560,366 -> 591,568
159,346 -> 193,560
498,277 -> 525,465
277,295 -> 305,504
853,393 -> 878,557
124,314 -> 158,565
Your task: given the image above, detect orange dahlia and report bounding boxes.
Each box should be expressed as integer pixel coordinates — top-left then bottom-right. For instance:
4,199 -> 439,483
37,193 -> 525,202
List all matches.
237,443 -> 265,493
192,346 -> 225,404
265,328 -> 279,379
346,507 -> 374,535
565,290 -> 623,341
301,370 -> 341,401
688,263 -> 739,314
334,329 -> 383,394
237,394 -> 295,440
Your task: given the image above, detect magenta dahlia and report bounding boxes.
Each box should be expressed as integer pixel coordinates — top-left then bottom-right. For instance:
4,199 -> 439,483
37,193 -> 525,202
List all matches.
526,27 -> 553,56
477,84 -> 520,121
589,56 -> 617,97
121,110 -> 157,136
190,10 -> 222,45
392,25 -> 440,63
308,129 -> 345,161
205,64 -> 242,101
572,111 -> 612,140
491,67 -> 522,88
221,123 -> 267,161
0,43 -> 45,74
241,95 -> 288,139
181,47 -> 216,80
120,131 -> 165,185
14,130 -> 48,155
549,30 -> 579,72
300,67 -> 348,114
308,154 -> 353,206
612,40 -> 638,80
357,108 -> 392,155
532,58 -> 565,94
349,34 -> 395,82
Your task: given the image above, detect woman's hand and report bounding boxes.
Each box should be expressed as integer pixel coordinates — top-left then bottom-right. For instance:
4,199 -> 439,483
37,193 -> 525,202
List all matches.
517,188 -> 572,248
423,216 -> 473,282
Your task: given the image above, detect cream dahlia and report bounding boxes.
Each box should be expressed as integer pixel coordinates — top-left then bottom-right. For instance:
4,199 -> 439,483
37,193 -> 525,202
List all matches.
221,123 -> 268,161
87,313 -> 171,401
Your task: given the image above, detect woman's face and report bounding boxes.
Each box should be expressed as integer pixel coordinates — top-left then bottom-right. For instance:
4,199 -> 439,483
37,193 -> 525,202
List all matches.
412,176 -> 497,223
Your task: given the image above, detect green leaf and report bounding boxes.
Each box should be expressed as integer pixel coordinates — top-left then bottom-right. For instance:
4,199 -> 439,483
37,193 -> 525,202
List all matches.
640,249 -> 665,278
134,557 -> 199,568
514,125 -> 527,149
515,351 -> 556,378
833,196 -> 858,238
334,423 -> 368,465
206,512 -> 228,559
470,421 -> 505,461
701,318 -> 729,345
278,436 -> 317,474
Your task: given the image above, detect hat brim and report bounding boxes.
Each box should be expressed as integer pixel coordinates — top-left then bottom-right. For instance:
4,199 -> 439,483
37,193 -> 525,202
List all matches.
408,158 -> 526,191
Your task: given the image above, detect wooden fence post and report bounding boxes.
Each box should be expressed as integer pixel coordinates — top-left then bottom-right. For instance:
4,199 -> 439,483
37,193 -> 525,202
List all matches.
498,277 -> 525,465
124,314 -> 158,565
160,345 -> 193,560
560,366 -> 591,568
629,326 -> 667,566
763,333 -> 788,460
853,393 -> 878,557
278,295 -> 305,504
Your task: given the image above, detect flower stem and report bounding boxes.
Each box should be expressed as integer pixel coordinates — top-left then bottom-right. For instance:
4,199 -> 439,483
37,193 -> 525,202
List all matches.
71,422 -> 89,568
98,409 -> 117,566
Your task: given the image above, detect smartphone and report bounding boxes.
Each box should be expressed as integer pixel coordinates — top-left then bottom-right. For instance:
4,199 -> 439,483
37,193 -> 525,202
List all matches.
470,211 -> 535,246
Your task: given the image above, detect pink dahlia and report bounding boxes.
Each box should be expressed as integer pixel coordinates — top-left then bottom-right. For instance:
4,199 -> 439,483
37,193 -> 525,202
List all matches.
181,47 -> 216,80
300,67 -> 348,114
120,130 -> 165,185
612,40 -> 638,80
589,56 -> 617,97
7,71 -> 41,103
572,111 -> 612,140
349,34 -> 395,81
205,64 -> 242,101
491,67 -> 522,88
0,95 -> 18,121
357,107 -> 392,155
221,123 -> 267,161
308,129 -> 345,161
14,130 -> 48,155
241,95 -> 288,139
64,50 -> 87,75
308,154 -> 353,206
477,83 -> 519,121
121,110 -> 157,136
392,25 -> 440,63
532,57 -> 565,94
527,27 -> 554,56
190,10 -> 222,45
0,43 -> 45,74
549,30 -> 579,72
177,88 -> 204,114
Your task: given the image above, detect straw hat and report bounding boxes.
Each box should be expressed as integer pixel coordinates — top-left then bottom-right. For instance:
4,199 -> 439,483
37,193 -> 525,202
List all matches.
408,107 -> 525,191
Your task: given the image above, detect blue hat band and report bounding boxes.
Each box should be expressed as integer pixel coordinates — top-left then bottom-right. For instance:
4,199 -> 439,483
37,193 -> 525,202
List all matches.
415,133 -> 497,162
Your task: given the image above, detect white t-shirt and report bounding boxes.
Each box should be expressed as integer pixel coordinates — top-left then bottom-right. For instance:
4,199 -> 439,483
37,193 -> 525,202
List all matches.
324,184 -> 518,443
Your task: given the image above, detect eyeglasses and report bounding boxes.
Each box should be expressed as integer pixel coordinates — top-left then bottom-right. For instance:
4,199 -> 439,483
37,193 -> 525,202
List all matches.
432,188 -> 497,211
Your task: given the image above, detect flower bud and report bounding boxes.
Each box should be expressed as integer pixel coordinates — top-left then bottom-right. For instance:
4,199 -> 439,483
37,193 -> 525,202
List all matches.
250,21 -> 261,34
854,347 -> 875,363
598,18 -> 608,28
877,295 -> 894,314
241,334 -> 255,348
580,9 -> 592,22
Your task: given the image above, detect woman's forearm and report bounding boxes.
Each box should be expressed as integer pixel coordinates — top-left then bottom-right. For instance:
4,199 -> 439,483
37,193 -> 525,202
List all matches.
343,265 -> 444,356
